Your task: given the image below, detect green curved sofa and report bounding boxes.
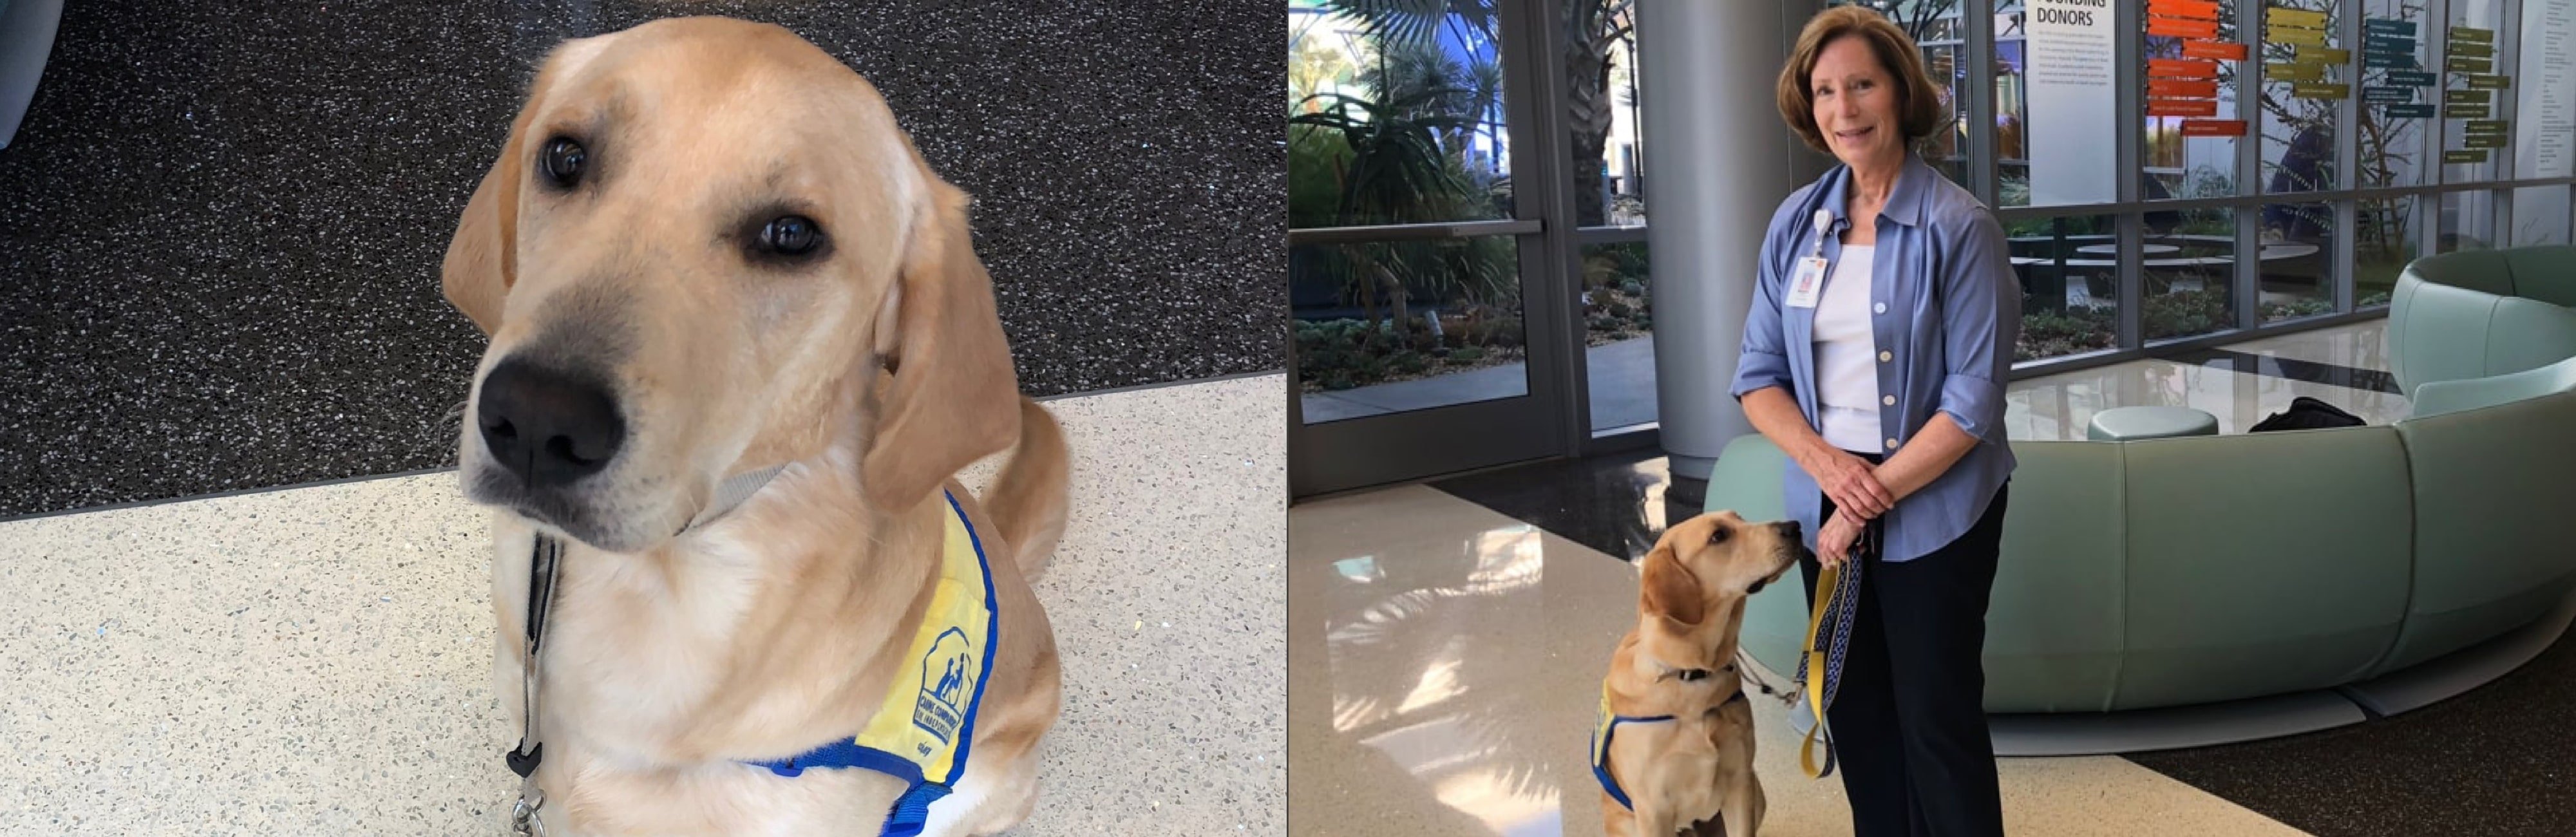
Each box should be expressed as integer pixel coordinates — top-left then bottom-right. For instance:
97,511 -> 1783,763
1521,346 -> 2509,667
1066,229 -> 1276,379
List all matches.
2388,245 -> 2576,396
1713,250 -> 2576,713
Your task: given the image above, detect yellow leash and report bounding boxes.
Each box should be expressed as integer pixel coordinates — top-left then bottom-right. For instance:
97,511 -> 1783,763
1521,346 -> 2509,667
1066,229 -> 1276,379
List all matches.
1794,518 -> 1874,780
1797,562 -> 1842,778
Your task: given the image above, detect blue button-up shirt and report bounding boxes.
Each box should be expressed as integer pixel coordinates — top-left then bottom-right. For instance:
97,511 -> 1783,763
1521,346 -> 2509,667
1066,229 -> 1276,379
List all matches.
1729,153 -> 2020,563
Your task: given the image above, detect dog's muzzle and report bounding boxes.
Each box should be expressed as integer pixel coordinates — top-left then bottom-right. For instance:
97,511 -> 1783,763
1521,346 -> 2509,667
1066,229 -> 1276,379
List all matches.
477,356 -> 628,488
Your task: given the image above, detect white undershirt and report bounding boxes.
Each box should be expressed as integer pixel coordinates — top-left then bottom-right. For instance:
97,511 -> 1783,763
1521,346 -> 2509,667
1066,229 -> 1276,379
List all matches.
1814,245 -> 1882,453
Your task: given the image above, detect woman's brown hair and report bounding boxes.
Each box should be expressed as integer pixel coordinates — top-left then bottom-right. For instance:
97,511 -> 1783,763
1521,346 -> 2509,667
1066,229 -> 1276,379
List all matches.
1776,6 -> 1948,156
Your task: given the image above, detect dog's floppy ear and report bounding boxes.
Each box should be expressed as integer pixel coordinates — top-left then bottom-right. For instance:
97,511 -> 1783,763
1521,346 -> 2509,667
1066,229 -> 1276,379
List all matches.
1640,541 -> 1706,626
440,82 -> 547,336
440,123 -> 525,335
861,175 -> 1023,510
440,38 -> 603,335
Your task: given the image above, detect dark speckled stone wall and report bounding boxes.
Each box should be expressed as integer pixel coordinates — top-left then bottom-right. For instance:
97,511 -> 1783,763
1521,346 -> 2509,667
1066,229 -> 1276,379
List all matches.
0,1 -> 1283,518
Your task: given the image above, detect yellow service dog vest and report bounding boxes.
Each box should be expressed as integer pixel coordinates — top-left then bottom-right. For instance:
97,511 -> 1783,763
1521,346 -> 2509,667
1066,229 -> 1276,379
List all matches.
741,490 -> 998,837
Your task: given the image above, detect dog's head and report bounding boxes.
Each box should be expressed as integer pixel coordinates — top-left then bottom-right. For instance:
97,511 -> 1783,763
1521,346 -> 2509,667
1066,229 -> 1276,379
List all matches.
440,17 -> 1019,552
1635,511 -> 1806,661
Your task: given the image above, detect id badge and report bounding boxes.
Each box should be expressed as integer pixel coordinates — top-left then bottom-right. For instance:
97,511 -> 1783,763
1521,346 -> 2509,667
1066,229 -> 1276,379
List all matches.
1785,256 -> 1828,308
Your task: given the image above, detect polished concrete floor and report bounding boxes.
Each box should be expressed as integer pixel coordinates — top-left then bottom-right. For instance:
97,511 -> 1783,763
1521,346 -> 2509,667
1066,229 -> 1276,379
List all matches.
1289,320 -> 2572,836
1288,486 -> 2306,837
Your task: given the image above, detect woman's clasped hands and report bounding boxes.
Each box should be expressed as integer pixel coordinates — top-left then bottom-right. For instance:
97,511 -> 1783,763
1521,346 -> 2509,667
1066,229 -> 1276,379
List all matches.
1803,446 -> 1891,569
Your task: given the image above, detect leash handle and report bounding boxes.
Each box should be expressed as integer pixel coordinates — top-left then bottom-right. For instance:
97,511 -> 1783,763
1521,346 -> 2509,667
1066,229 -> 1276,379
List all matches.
1795,515 -> 1877,779
1796,563 -> 1842,778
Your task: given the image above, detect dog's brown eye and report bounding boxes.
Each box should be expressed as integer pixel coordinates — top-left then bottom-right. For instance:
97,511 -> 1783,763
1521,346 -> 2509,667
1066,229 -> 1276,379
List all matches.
1708,527 -> 1731,545
540,138 -> 586,187
761,216 -> 821,256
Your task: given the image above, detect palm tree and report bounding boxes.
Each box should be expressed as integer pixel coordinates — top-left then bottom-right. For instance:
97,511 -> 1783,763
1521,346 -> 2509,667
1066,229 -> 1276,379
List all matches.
1564,1 -> 1636,227
1291,4 -> 1516,348
1325,0 -> 1643,228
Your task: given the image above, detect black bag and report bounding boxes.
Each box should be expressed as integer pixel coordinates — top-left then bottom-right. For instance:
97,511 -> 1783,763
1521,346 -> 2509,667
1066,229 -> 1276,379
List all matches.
2249,396 -> 2367,432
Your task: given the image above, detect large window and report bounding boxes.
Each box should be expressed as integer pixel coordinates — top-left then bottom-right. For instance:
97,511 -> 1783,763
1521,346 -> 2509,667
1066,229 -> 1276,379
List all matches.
2356,196 -> 2418,307
1287,1 -> 1530,425
2253,1 -> 2341,322
1288,0 -> 1665,437
2005,214 -> 2121,361
1567,0 -> 1644,230
2439,190 -> 2499,252
2146,0 -> 2244,200
2510,1 -> 2574,245
2443,0 -> 2510,183
2360,0 -> 2432,191
1949,0 -> 2573,361
1569,0 -> 1651,433
2260,1 -> 2340,197
2146,206 -> 2242,341
2513,187 -> 2573,246
1837,1 -> 1976,189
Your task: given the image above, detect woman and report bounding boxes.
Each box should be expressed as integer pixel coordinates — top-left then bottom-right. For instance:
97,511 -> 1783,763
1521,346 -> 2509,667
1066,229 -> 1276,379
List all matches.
1728,7 -> 2020,837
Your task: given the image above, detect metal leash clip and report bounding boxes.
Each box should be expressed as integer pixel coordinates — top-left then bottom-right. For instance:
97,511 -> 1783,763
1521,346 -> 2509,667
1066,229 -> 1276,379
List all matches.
510,789 -> 546,836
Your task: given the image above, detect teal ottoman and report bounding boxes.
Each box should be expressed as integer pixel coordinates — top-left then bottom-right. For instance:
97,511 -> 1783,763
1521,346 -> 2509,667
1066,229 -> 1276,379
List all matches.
2087,406 -> 2221,440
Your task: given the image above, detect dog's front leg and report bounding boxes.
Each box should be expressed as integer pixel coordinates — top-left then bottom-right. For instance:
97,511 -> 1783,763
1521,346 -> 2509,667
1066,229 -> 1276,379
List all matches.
1715,779 -> 1765,837
1631,798 -> 1682,837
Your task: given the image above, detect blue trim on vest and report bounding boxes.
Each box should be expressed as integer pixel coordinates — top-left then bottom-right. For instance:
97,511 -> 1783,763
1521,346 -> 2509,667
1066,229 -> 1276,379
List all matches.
736,489 -> 999,837
884,781 -> 951,837
945,489 -> 1000,789
1593,714 -> 1674,811
752,741 -> 923,783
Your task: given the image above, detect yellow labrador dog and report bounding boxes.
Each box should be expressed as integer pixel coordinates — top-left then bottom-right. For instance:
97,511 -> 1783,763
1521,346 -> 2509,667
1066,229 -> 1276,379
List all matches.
440,17 -> 1072,837
1593,511 -> 1803,837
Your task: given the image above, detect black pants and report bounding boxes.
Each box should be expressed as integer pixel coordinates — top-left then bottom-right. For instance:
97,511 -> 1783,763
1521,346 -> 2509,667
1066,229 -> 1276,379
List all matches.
1803,475 -> 2011,837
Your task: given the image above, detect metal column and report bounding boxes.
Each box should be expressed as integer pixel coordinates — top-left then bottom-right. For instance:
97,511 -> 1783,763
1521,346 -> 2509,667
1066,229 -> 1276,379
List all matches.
1638,0 -> 1804,480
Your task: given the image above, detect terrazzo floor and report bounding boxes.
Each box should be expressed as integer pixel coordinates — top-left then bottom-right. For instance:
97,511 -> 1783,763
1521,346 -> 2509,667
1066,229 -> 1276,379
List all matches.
0,374 -> 1286,836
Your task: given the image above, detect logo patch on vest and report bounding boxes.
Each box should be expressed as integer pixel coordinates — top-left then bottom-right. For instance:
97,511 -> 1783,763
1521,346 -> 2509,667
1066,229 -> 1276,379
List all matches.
914,626 -> 974,750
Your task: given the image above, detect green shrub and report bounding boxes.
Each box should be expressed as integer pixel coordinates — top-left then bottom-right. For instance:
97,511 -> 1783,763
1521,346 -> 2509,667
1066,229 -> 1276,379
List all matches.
2145,288 -> 2230,337
2262,297 -> 2334,321
1299,304 -> 1530,390
2018,305 -> 2115,361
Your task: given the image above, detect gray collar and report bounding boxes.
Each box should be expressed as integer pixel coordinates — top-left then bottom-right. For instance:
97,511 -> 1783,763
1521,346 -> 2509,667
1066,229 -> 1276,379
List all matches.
508,460 -> 787,834
676,464 -> 789,535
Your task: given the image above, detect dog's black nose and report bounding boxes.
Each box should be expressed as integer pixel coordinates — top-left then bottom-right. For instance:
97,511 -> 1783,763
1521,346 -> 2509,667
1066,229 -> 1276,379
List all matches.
1779,520 -> 1803,538
477,357 -> 625,487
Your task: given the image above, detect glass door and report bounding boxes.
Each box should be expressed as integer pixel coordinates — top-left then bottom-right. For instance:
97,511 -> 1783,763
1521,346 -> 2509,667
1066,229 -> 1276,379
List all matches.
1566,0 -> 1653,439
1286,0 -> 1573,497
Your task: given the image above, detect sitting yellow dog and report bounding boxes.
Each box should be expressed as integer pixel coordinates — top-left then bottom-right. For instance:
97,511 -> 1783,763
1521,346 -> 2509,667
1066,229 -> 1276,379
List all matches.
1594,511 -> 1803,836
